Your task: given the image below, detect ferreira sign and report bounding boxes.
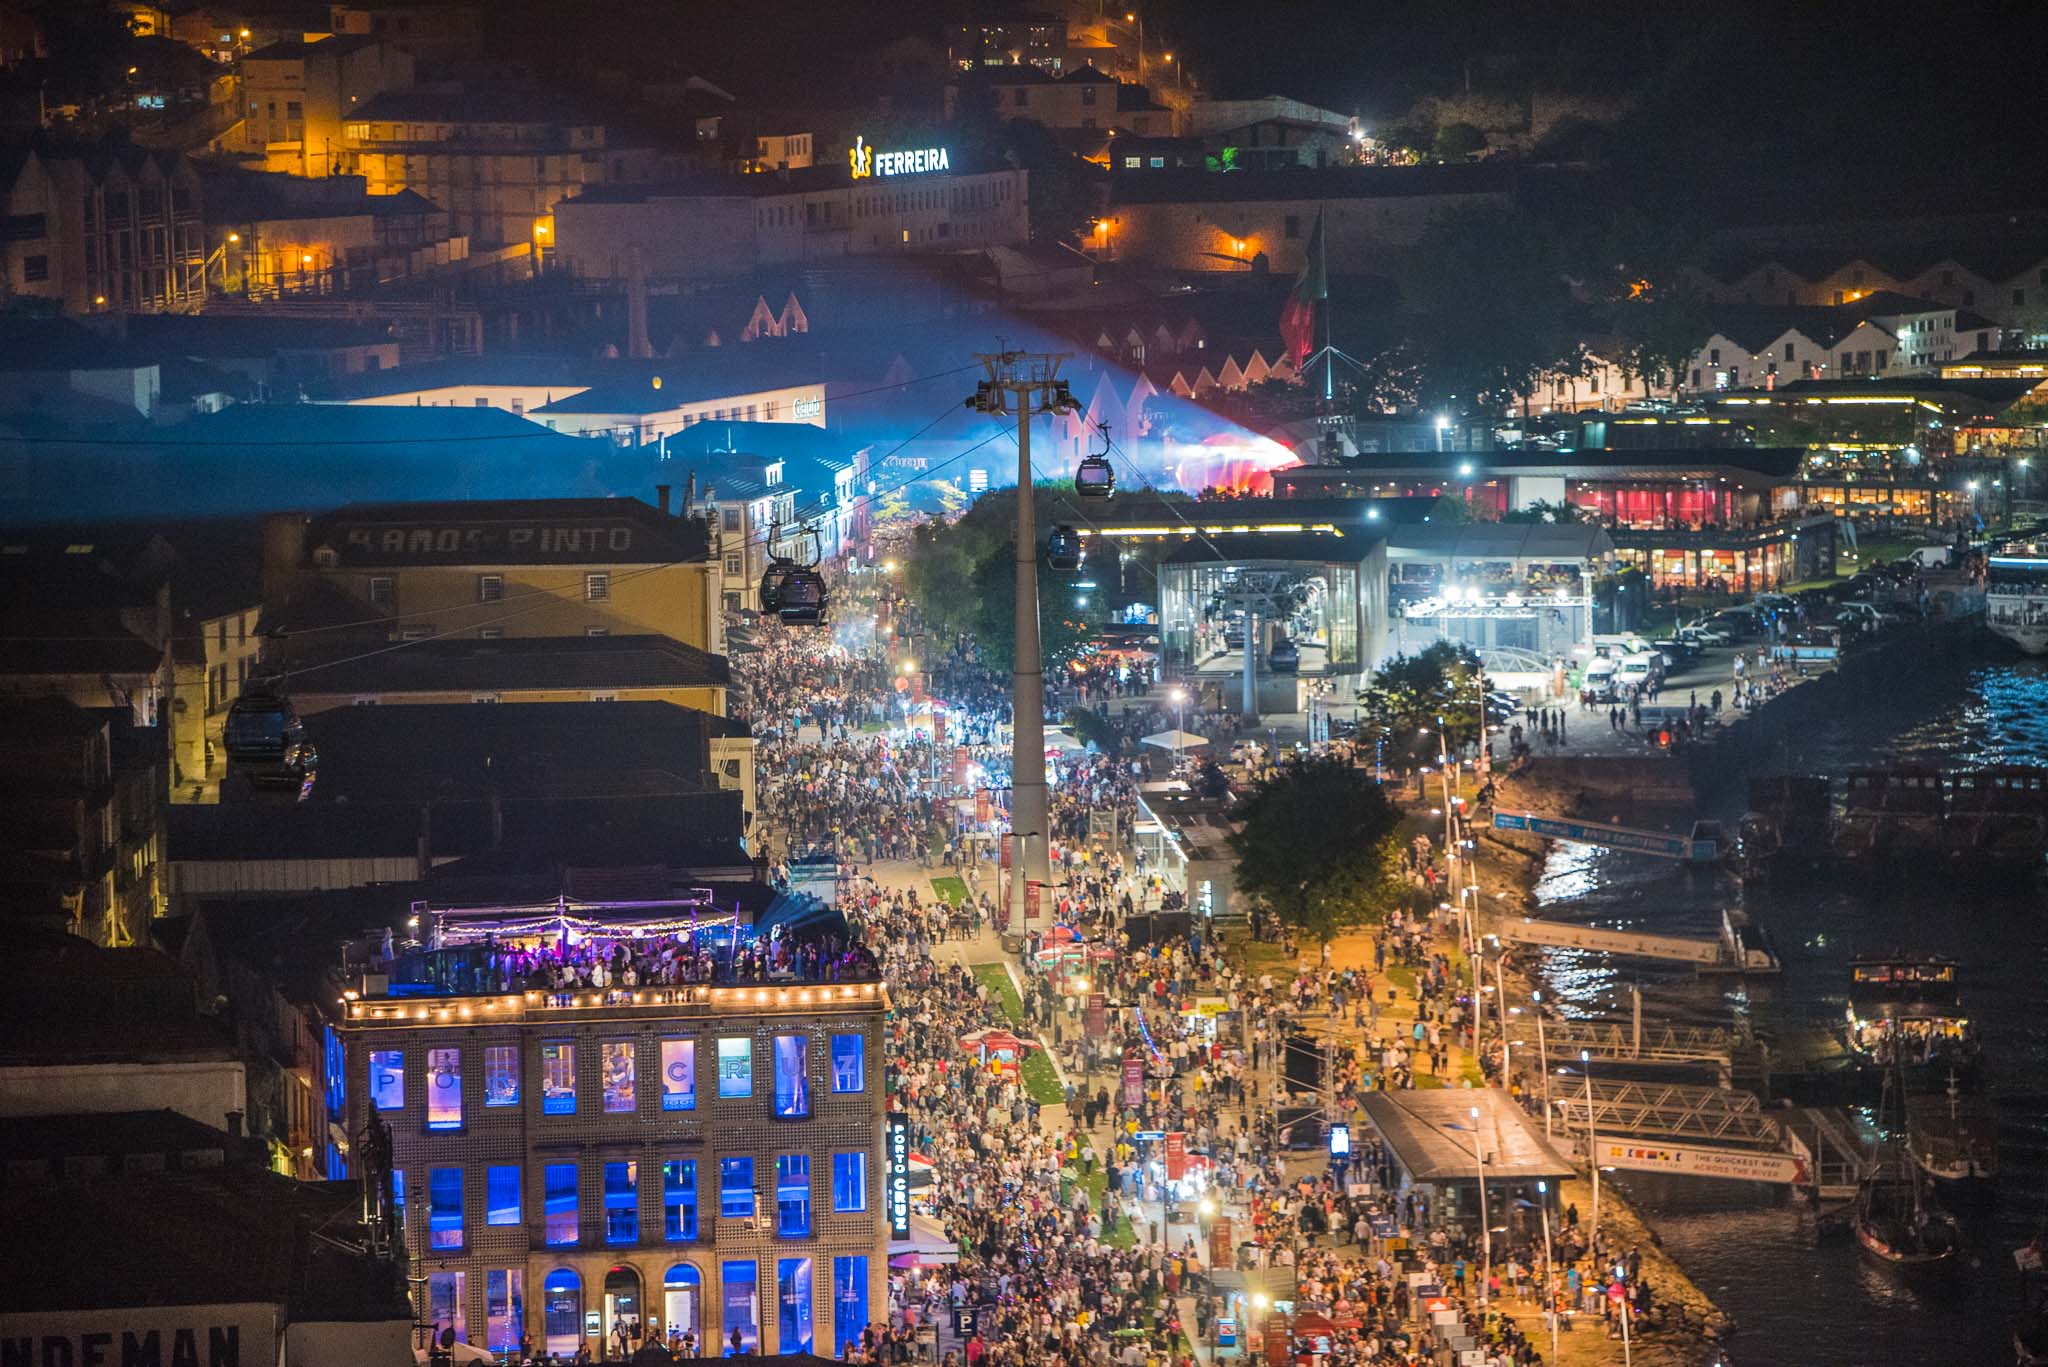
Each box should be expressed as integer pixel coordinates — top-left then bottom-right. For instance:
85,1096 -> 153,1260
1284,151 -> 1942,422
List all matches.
849,136 -> 951,179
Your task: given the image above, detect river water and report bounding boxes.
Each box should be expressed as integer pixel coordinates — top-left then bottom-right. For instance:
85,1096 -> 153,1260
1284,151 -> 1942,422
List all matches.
1524,648 -> 2048,1367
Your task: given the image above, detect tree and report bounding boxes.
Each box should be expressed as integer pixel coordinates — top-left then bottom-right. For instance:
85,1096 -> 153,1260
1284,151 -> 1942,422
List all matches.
1359,642 -> 1486,770
1499,499 -> 1583,525
1227,757 -> 1404,945
969,539 -> 1094,675
1433,121 -> 1486,161
1403,205 -> 1579,413
1610,278 -> 1710,399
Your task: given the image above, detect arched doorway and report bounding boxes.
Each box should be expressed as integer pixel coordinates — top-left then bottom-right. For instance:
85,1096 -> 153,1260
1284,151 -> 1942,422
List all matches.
603,1265 -> 643,1356
663,1264 -> 702,1351
542,1268 -> 582,1357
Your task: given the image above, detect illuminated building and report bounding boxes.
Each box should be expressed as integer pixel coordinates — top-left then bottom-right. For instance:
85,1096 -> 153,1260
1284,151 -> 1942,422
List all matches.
552,154 -> 1027,285
1101,163 -> 1507,275
240,35 -> 414,179
0,139 -> 210,314
262,494 -> 723,662
334,899 -> 887,1359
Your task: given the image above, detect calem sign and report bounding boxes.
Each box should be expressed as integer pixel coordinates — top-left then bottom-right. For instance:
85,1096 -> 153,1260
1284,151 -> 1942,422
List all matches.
849,135 -> 950,179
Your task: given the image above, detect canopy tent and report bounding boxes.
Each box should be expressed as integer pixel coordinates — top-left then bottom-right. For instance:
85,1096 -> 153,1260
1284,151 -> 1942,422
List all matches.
1045,729 -> 1088,753
888,1211 -> 959,1266
1140,729 -> 1210,751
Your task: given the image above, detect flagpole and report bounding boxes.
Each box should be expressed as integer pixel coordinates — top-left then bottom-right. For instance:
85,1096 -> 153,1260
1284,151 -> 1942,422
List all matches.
1317,198 -> 1333,404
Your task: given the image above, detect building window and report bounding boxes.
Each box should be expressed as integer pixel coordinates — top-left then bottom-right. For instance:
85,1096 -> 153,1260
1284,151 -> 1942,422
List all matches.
426,1047 -> 462,1130
1284,214 -> 1300,239
429,1167 -> 464,1250
717,1261 -> 762,1356
717,1037 -> 752,1098
772,1035 -> 809,1119
428,1270 -> 467,1344
663,1265 -> 701,1342
479,574 -> 504,602
832,1256 -> 868,1357
585,571 -> 609,601
479,628 -> 503,640
486,1269 -> 524,1354
1784,342 -> 1795,362
543,1269 -> 581,1355
485,1045 -> 519,1106
722,509 -> 740,531
605,1160 -> 639,1244
368,576 -> 394,607
585,626 -> 608,637
544,1163 -> 578,1245
724,555 -> 742,577
370,1048 -> 404,1110
664,1159 -> 699,1240
541,1041 -> 576,1114
393,1169 -> 406,1230
776,1154 -> 811,1236
603,1041 -> 637,1113
832,1152 -> 867,1212
830,1034 -> 864,1092
777,1258 -> 815,1354
662,1040 -> 696,1111
487,1165 -> 522,1226
720,1156 -> 755,1219
22,254 -> 47,282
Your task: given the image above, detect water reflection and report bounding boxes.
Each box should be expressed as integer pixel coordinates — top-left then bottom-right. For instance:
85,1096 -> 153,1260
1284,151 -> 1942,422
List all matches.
1524,655 -> 2048,1367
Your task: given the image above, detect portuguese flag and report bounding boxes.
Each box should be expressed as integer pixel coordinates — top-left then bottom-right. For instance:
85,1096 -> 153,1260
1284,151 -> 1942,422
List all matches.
1278,208 -> 1327,368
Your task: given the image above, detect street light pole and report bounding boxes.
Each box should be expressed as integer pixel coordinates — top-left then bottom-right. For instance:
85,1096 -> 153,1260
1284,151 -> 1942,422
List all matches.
1534,990 -> 1551,1136
1469,1103 -> 1490,1304
1582,1048 -> 1600,1247
969,353 -> 1080,929
1537,1180 -> 1558,1365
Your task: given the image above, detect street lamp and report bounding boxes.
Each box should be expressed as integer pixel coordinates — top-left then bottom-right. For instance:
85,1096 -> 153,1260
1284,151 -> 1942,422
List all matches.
1582,1048 -> 1599,1246
1169,686 -> 1188,768
1537,1180 -> 1558,1364
1467,1104 -> 1490,1303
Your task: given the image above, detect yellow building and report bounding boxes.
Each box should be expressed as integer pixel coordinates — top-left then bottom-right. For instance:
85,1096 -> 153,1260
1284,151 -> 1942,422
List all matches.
265,494 -> 725,665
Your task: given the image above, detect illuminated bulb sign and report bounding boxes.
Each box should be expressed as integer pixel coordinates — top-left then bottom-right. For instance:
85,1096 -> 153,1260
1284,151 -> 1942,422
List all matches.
849,135 -> 951,179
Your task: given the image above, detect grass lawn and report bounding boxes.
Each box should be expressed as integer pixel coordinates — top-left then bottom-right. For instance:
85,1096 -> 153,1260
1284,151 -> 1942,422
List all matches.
971,962 -> 1023,1024
859,720 -> 887,733
1020,1047 -> 1066,1107
1383,962 -> 1418,995
930,876 -> 969,906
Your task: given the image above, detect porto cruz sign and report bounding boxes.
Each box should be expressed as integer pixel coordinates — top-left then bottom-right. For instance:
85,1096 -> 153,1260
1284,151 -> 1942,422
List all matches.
849,135 -> 951,179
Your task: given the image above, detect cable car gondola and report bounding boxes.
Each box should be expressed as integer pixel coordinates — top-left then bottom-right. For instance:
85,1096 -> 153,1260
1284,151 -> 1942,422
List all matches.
1269,638 -> 1300,674
1075,421 -> 1115,498
223,685 -> 316,789
1047,525 -> 1084,572
759,524 -> 830,627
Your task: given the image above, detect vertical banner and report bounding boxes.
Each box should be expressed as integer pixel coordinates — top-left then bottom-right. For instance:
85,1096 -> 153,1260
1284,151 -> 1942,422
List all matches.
932,711 -> 945,748
1086,990 -> 1107,1037
1024,879 -> 1044,930
1164,1131 -> 1188,1182
998,834 -> 1013,927
1122,1051 -> 1144,1107
976,790 -> 992,825
885,1115 -> 911,1238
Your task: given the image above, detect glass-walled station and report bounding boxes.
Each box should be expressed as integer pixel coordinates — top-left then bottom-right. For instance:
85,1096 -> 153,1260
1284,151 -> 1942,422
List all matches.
1157,532 -> 1387,702
1381,524 -> 1612,676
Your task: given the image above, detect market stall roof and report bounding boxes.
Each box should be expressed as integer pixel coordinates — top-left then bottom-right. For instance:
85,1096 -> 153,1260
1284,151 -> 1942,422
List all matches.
1141,728 -> 1210,750
1358,1088 -> 1575,1184
889,1212 -> 959,1264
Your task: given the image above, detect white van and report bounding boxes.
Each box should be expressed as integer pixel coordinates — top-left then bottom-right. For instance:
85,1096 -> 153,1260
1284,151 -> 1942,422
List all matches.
1616,656 -> 1657,691
1584,656 -> 1620,698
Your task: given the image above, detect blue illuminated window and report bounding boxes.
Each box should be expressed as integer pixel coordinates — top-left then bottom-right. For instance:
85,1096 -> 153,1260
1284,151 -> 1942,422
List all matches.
664,1159 -> 698,1241
484,1045 -> 519,1106
429,1167 -> 464,1250
776,1154 -> 811,1237
833,1256 -> 868,1357
717,1037 -> 752,1099
541,1041 -> 576,1114
486,1164 -> 521,1226
772,1035 -> 809,1119
370,1048 -> 404,1111
427,1047 -> 462,1130
720,1156 -> 755,1218
721,1261 -> 758,1353
832,1152 -> 867,1212
605,1160 -> 638,1244
544,1163 -> 577,1246
777,1258 -> 814,1354
830,1034 -> 865,1093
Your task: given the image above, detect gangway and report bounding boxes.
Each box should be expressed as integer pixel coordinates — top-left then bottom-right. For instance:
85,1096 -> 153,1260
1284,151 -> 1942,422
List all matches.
1504,1015 -> 1735,1069
1496,908 -> 1779,975
1547,1080 -> 1870,1195
1493,810 -> 1720,863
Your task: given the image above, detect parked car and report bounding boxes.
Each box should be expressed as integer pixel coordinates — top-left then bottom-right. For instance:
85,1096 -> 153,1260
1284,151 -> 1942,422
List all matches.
1679,622 -> 1732,647
1652,636 -> 1701,666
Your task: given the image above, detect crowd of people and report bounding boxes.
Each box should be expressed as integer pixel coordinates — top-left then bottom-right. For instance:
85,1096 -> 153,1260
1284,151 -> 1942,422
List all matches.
708,577 -> 1689,1367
